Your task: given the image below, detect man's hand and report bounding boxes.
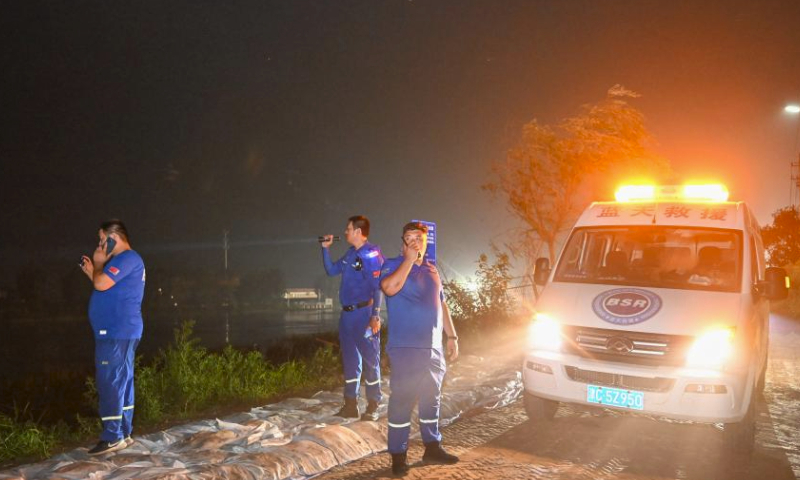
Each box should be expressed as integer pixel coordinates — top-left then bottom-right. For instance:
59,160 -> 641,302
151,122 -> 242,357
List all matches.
369,316 -> 381,335
320,234 -> 334,249
87,247 -> 116,291
93,245 -> 109,268
80,255 -> 94,280
402,240 -> 421,263
446,338 -> 459,361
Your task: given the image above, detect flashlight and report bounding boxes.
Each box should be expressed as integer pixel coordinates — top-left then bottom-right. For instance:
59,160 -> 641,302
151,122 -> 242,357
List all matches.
318,236 -> 341,242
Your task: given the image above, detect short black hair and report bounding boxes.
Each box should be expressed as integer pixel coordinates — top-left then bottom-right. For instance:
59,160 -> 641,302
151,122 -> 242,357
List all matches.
402,221 -> 428,235
348,215 -> 370,237
100,219 -> 130,243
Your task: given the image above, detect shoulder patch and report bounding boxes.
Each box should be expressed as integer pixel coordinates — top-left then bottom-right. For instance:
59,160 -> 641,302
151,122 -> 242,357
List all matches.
108,266 -> 120,276
365,250 -> 380,259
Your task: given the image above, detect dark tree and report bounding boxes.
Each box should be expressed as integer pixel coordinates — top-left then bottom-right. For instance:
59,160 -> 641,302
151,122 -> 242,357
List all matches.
762,206 -> 800,267
485,85 -> 670,268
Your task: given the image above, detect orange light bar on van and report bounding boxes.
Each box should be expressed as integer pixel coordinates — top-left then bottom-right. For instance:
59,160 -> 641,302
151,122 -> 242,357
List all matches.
614,185 -> 656,202
681,184 -> 729,202
615,184 -> 729,203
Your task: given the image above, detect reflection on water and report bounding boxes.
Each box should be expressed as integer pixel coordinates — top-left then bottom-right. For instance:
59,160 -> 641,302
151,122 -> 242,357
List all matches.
0,309 -> 340,382
186,309 -> 340,351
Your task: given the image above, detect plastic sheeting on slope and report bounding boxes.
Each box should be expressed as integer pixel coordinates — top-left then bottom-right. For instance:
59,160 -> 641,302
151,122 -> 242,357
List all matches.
0,353 -> 523,480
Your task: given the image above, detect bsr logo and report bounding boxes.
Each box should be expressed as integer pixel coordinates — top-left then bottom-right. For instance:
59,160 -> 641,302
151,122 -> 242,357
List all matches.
592,288 -> 662,325
603,294 -> 650,316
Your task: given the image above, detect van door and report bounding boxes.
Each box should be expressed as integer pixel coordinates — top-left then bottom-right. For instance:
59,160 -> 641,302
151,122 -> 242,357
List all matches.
749,234 -> 769,383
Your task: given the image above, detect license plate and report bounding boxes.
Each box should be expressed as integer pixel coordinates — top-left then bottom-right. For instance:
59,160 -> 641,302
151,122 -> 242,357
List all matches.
587,385 -> 644,410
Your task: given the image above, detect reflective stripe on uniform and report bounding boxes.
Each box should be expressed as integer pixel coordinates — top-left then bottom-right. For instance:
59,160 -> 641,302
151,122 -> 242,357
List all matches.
419,418 -> 439,424
101,415 -> 123,421
345,378 -> 360,384
365,379 -> 381,386
388,421 -> 412,428
122,405 -> 134,411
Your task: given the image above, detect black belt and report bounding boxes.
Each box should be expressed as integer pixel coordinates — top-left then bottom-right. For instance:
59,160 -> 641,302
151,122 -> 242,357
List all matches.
342,299 -> 373,312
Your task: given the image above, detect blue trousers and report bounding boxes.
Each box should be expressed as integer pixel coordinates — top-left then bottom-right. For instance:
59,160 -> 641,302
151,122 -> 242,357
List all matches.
387,347 -> 446,454
95,338 -> 139,442
339,308 -> 382,401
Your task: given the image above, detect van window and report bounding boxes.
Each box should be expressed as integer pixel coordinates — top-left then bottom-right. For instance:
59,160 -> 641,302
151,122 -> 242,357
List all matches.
554,226 -> 743,292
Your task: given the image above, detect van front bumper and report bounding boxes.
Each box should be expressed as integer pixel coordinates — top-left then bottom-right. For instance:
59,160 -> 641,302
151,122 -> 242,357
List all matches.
522,349 -> 750,423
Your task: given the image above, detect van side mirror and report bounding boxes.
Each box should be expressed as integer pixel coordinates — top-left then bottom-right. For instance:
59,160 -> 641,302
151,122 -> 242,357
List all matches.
534,257 -> 551,286
758,267 -> 790,301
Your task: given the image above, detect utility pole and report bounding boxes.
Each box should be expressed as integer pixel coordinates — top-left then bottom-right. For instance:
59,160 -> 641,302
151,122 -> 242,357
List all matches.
223,230 -> 230,272
784,103 -> 800,207
792,156 -> 800,208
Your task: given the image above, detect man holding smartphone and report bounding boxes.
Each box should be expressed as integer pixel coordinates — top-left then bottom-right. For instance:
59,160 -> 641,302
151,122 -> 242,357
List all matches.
379,221 -> 459,476
80,219 -> 145,455
321,215 -> 385,420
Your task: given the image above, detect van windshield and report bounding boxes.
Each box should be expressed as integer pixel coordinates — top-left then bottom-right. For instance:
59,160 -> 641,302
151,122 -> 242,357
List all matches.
554,227 -> 742,292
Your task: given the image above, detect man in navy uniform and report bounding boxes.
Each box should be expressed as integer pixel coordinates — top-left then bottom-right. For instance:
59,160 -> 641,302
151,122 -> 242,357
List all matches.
321,215 -> 384,420
380,221 -> 459,476
80,220 -> 145,455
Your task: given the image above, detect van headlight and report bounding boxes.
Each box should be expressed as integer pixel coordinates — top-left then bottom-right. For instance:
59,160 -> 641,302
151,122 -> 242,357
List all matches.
685,328 -> 735,369
528,313 -> 562,351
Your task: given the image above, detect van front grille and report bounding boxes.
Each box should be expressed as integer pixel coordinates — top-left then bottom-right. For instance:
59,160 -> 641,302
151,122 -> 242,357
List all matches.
564,366 -> 675,393
562,326 -> 693,366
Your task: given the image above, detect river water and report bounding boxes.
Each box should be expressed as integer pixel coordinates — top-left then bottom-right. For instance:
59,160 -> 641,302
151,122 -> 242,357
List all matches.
0,308 -> 340,386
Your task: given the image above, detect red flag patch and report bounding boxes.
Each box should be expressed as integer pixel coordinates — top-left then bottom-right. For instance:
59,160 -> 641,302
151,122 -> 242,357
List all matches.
108,267 -> 120,276
372,271 -> 380,278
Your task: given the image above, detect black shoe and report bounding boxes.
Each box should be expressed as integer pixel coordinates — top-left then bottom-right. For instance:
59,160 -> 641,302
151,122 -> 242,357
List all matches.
391,452 -> 409,477
423,441 -> 459,464
361,400 -> 380,421
335,397 -> 360,418
87,439 -> 126,456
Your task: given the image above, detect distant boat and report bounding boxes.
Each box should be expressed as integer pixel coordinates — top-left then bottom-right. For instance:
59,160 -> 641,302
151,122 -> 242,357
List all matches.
283,288 -> 334,310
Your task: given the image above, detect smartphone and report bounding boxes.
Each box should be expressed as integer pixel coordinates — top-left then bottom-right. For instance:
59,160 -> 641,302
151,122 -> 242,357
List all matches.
105,237 -> 117,255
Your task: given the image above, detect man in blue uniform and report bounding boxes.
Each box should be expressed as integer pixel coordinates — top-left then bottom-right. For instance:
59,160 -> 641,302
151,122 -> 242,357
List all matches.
80,220 -> 145,455
321,215 -> 385,420
380,221 -> 460,476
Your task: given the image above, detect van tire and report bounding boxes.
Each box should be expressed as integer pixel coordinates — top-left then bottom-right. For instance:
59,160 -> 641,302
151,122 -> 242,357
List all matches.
523,392 -> 558,422
722,396 -> 755,456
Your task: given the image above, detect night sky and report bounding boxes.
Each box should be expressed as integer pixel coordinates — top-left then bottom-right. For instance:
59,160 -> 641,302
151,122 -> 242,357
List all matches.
2,0 -> 800,287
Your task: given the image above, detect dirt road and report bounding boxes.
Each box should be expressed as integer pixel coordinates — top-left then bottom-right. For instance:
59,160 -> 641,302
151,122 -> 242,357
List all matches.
315,315 -> 800,480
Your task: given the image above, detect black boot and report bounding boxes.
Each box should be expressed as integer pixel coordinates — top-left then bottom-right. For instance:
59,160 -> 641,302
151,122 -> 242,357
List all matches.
361,400 -> 380,421
423,441 -> 459,464
391,452 -> 409,477
335,397 -> 360,418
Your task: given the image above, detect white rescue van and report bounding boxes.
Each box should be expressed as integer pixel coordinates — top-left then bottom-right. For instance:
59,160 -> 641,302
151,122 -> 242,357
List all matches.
523,184 -> 790,453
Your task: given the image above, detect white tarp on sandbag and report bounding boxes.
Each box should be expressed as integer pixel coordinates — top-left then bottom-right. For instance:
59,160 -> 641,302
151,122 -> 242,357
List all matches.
0,351 -> 523,480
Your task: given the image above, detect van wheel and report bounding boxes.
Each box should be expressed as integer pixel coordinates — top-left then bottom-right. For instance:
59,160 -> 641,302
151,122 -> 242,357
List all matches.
523,392 -> 558,422
723,397 -> 755,456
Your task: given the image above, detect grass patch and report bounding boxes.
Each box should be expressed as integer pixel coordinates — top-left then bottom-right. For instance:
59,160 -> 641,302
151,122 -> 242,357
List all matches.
2,321 -> 341,468
84,321 -> 342,423
0,409 -> 57,465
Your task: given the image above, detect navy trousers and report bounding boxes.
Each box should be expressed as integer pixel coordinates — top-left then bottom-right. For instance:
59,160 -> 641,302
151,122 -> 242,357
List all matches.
387,347 -> 446,453
339,308 -> 382,401
95,338 -> 139,442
